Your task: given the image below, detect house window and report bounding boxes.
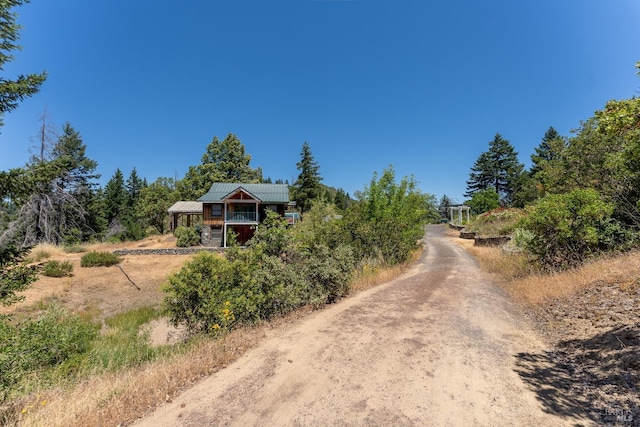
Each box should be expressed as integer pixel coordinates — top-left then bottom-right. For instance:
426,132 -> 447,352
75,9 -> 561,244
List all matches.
211,204 -> 222,217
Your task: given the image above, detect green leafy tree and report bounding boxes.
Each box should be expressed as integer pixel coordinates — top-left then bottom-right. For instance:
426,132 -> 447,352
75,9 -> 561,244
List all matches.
559,95 -> 640,226
346,167 -> 434,264
465,134 -> 524,205
465,187 -> 499,214
177,133 -> 262,200
531,127 -> 561,175
531,134 -> 568,198
0,246 -> 36,316
292,142 -> 322,212
0,0 -> 46,128
136,177 -> 176,234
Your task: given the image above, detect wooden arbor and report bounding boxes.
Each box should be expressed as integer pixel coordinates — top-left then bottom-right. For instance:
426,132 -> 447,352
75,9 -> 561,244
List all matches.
448,205 -> 470,224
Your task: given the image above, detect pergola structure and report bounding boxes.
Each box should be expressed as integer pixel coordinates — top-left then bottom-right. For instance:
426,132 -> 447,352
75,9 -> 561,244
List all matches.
448,205 -> 470,224
167,201 -> 203,231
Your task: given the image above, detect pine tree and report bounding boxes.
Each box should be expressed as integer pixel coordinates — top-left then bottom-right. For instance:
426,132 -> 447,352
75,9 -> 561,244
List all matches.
1,123 -> 100,245
0,0 -> 47,128
531,127 -> 562,175
465,134 -> 524,205
438,194 -> 453,219
104,169 -> 126,225
126,167 -> 145,213
292,142 -> 322,212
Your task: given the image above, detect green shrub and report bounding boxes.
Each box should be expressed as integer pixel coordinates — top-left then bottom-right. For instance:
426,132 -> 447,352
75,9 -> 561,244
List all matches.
17,305 -> 98,370
164,252 -> 243,333
80,251 -> 121,267
303,243 -> 355,305
0,305 -> 98,400
42,260 -> 74,278
174,226 -> 200,247
520,189 -> 614,268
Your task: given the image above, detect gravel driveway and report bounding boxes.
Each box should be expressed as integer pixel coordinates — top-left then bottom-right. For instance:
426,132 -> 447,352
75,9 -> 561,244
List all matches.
136,225 -> 584,426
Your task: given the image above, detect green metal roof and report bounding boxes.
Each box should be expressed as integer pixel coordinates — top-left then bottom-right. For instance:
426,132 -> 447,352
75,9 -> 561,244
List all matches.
197,183 -> 290,203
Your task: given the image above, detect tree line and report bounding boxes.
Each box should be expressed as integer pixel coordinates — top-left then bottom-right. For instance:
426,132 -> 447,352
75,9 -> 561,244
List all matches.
0,130 -> 358,247
458,65 -> 640,268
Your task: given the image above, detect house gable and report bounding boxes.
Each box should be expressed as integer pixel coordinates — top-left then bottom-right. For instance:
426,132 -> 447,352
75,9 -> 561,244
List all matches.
198,182 -> 290,248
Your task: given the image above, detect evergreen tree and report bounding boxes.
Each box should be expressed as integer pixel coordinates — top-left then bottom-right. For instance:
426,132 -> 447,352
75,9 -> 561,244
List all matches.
126,167 -> 145,213
104,169 -> 126,225
529,127 -> 568,198
0,0 -> 47,128
531,127 -> 562,175
334,188 -> 350,211
1,123 -> 100,245
292,142 -> 322,212
438,194 -> 453,219
465,134 -> 524,205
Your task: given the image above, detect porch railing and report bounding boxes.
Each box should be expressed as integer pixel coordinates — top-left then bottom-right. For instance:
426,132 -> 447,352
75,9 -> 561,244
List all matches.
226,212 -> 257,222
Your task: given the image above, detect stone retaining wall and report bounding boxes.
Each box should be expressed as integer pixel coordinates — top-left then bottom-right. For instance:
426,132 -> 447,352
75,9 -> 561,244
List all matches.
113,247 -> 222,256
459,229 -> 476,239
474,236 -> 512,247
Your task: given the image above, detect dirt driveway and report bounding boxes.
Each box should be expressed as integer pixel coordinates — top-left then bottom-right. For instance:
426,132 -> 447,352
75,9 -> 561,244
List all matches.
136,225 -> 586,426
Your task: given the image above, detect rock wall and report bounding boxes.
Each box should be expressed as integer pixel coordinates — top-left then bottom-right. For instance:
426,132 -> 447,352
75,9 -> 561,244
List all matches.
113,248 -> 222,256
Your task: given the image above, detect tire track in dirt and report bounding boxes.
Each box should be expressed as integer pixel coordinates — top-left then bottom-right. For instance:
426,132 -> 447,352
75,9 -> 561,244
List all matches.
135,225 -> 586,426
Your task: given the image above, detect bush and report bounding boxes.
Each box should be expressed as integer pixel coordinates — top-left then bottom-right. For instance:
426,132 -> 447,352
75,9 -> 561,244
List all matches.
303,244 -> 355,305
0,305 -> 98,401
174,226 -> 200,247
81,251 -> 121,267
42,260 -> 74,277
17,305 -> 98,370
520,189 -> 614,268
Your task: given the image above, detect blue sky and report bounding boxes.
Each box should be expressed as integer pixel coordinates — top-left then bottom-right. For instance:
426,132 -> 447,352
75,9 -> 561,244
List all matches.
1,1 -> 638,203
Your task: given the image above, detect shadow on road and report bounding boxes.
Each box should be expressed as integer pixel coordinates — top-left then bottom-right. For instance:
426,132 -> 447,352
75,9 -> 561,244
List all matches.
514,323 -> 640,426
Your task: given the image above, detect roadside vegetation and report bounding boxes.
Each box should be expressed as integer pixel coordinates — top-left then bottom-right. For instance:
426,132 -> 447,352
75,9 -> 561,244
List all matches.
0,165 -> 437,426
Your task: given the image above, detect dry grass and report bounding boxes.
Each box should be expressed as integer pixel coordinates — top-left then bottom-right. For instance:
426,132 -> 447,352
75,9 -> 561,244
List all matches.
350,250 -> 421,293
449,227 -> 640,307
505,250 -> 640,306
4,243 -> 416,427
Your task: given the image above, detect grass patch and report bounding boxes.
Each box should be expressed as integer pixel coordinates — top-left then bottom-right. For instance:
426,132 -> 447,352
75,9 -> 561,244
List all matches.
80,252 -> 121,267
89,306 -> 168,372
41,261 -> 74,278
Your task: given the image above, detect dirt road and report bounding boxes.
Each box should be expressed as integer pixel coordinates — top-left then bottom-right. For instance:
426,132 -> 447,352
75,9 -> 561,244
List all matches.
136,225 -> 584,426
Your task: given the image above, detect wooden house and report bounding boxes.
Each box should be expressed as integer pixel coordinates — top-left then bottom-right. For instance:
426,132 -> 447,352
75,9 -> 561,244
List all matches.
197,182 -> 290,247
